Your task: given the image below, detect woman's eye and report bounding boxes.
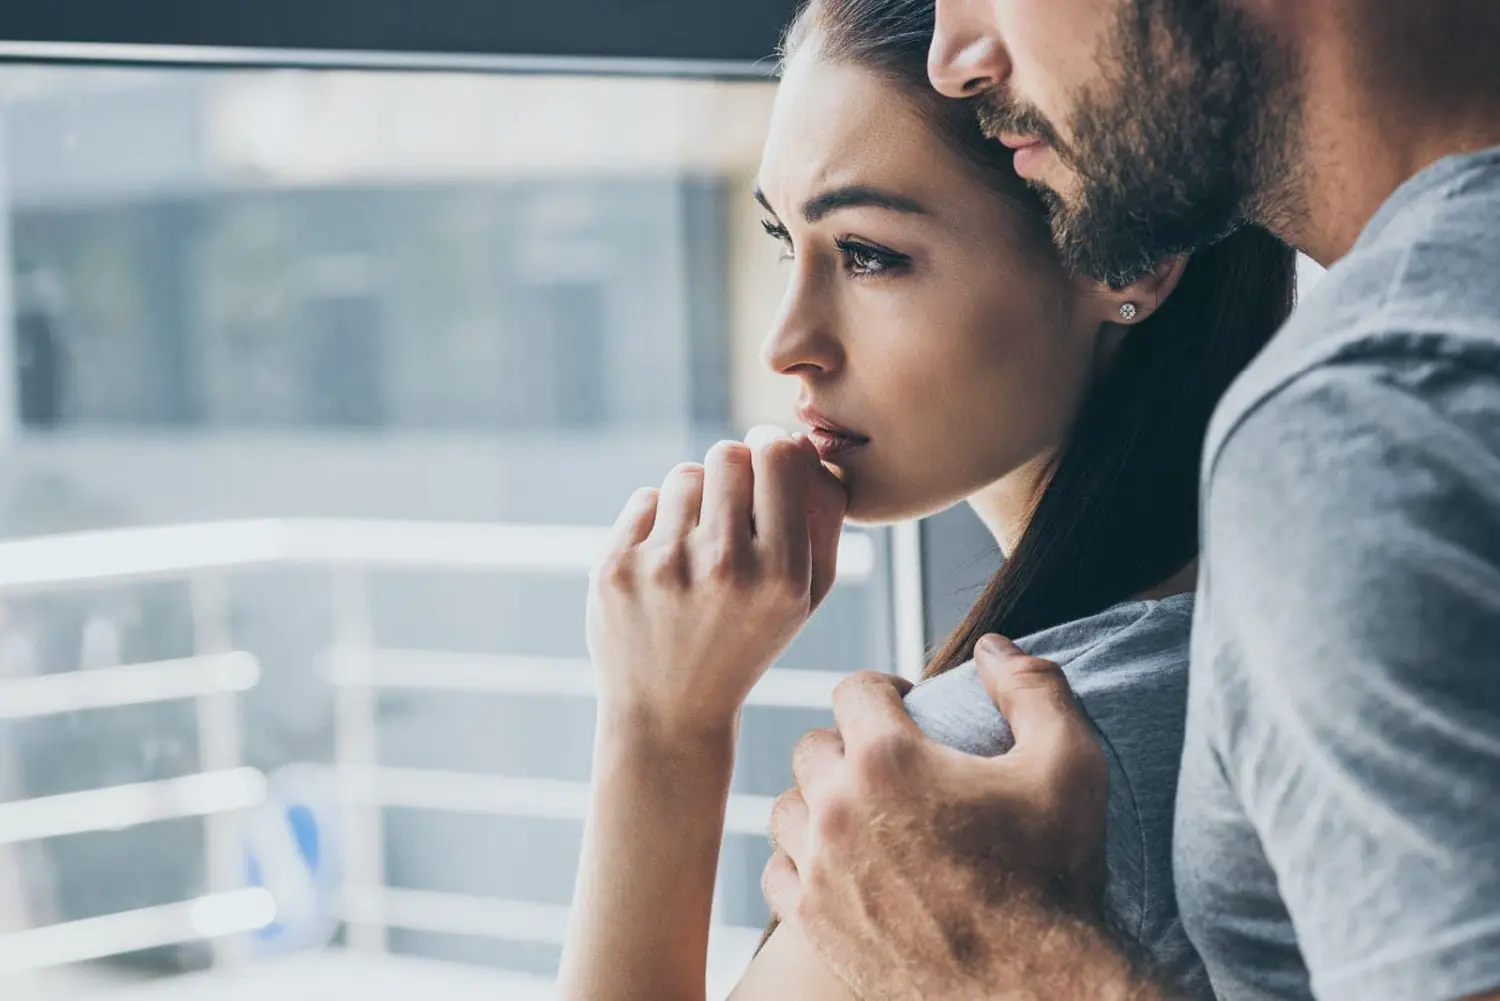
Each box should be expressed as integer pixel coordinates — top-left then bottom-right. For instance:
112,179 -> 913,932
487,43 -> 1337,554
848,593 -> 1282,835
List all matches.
835,238 -> 908,277
760,218 -> 793,260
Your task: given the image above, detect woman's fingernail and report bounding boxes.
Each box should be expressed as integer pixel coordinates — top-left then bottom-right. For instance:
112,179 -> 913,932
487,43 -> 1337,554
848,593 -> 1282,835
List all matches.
745,424 -> 793,448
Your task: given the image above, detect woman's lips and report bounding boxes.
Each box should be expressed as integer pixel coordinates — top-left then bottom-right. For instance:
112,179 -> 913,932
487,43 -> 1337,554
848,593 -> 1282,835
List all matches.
796,404 -> 870,462
807,427 -> 870,461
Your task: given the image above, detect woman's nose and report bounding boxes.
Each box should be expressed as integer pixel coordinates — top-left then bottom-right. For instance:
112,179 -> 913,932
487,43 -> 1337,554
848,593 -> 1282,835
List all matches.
929,0 -> 1012,98
760,282 -> 843,378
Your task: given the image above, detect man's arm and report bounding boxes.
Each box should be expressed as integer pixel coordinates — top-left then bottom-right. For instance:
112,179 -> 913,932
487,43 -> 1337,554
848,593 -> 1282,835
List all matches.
1205,358 -> 1500,1001
760,663 -> 1172,1001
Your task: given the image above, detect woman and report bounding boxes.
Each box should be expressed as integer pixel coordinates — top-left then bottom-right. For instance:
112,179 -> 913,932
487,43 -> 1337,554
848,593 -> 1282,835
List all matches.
558,0 -> 1296,997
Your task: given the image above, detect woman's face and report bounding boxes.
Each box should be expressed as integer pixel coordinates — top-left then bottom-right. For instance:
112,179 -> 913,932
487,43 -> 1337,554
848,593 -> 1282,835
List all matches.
756,54 -> 1112,528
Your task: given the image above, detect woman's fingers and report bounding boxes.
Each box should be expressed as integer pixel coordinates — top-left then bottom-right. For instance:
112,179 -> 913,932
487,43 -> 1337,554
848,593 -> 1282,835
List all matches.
745,426 -> 811,589
699,440 -> 755,550
648,461 -> 705,544
796,433 -> 847,609
607,486 -> 659,551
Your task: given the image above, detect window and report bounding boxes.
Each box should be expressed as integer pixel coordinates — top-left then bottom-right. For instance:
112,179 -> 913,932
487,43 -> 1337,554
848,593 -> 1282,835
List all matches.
0,44 -> 910,1000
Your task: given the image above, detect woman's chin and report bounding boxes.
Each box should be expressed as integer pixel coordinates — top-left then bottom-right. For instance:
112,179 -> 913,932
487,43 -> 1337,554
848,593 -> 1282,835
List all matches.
841,479 -> 948,527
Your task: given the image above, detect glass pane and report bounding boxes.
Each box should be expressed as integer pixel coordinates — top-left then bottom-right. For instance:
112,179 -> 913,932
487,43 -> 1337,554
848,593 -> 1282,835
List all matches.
0,64 -> 896,998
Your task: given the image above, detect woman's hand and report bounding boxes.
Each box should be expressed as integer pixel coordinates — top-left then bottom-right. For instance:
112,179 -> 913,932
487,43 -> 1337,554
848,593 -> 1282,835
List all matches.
586,426 -> 847,736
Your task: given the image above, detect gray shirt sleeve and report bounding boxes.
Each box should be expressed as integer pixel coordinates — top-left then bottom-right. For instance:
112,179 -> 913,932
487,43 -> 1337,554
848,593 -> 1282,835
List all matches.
1203,354 -> 1500,1001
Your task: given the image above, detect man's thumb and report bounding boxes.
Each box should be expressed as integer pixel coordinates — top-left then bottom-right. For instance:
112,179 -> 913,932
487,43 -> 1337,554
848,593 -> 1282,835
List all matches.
973,634 -> 1086,751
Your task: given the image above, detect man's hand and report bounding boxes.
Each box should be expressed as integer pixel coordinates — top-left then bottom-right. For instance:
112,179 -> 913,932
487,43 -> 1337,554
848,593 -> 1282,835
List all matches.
762,635 -> 1119,1001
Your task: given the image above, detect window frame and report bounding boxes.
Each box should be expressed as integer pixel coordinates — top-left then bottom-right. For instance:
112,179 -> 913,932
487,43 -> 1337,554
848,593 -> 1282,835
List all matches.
0,0 -> 800,74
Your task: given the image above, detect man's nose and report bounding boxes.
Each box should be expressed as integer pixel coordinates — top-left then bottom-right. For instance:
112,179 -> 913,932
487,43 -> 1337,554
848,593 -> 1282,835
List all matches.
929,0 -> 1012,98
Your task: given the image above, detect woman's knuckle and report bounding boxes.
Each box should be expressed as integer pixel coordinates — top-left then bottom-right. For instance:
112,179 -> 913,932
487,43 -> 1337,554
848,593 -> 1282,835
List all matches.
706,440 -> 751,468
664,461 -> 704,489
753,558 -> 806,602
704,540 -> 754,586
643,545 -> 691,589
594,550 -> 634,588
759,436 -> 803,467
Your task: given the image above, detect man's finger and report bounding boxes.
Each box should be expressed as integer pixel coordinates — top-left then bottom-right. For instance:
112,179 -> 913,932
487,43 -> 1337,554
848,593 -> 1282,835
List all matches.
761,850 -> 800,922
607,487 -> 659,550
883,673 -> 915,697
745,426 -> 810,587
831,671 -> 923,749
973,634 -> 1090,754
768,788 -> 809,867
648,461 -> 704,542
699,440 -> 754,547
790,727 -> 843,800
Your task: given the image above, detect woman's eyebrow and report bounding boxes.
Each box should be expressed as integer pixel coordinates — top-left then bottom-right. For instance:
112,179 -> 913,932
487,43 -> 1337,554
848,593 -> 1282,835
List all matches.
753,184 -> 928,223
801,185 -> 927,223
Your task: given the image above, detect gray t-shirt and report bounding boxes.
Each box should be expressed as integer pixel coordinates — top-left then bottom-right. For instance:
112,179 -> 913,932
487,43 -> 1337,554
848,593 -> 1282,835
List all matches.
905,592 -> 1210,999
1176,146 -> 1500,1001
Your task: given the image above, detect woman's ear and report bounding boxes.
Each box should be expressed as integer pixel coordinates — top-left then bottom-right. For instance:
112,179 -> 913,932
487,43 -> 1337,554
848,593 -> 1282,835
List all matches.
1078,254 -> 1191,327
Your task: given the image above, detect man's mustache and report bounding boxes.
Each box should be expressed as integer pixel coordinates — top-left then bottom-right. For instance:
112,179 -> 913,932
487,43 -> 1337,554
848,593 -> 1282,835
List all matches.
972,92 -> 1066,157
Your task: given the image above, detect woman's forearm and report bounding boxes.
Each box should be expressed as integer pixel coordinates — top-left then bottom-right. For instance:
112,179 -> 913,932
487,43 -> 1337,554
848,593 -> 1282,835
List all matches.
557,703 -> 738,1001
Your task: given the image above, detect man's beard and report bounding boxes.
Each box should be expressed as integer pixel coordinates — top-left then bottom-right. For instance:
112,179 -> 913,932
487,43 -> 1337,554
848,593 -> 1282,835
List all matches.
976,0 -> 1298,287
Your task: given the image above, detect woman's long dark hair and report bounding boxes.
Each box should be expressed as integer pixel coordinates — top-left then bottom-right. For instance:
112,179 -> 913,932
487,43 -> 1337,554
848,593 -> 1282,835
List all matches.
785,0 -> 1296,678
756,0 -> 1293,954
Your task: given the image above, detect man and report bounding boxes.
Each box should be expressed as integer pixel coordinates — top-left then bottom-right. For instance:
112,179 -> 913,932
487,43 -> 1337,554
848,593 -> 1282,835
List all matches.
763,2 -> 1500,999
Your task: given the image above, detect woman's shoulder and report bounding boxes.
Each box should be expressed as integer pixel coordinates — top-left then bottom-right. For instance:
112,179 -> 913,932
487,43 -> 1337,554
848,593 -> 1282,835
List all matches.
1025,592 -> 1195,714
1021,591 -> 1195,678
904,592 -> 1195,758
901,593 -> 1205,997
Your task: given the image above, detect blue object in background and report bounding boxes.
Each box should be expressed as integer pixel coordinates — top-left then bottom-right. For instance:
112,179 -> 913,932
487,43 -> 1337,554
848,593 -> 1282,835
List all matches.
243,765 -> 344,955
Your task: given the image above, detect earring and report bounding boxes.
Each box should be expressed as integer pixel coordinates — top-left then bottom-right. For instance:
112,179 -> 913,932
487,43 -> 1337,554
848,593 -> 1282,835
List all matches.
1118,302 -> 1139,321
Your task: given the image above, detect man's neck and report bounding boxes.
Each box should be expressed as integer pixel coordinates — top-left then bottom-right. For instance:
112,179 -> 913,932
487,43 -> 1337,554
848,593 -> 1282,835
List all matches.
1258,2 -> 1500,266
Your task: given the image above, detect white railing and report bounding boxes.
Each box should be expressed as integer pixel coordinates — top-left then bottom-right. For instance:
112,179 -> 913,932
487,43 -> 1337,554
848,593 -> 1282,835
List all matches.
0,630 -> 265,972
0,518 -> 877,593
0,518 -> 880,980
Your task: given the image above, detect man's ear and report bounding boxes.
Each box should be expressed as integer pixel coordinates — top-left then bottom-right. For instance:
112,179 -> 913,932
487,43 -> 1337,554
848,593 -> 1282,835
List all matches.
1079,255 -> 1191,327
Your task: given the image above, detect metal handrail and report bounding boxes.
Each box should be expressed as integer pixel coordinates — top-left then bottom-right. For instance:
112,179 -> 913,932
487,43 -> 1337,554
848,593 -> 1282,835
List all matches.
319,647 -> 848,710
0,518 -> 880,976
0,517 -> 877,593
0,890 -> 277,977
0,768 -> 267,846
0,653 -> 258,721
